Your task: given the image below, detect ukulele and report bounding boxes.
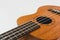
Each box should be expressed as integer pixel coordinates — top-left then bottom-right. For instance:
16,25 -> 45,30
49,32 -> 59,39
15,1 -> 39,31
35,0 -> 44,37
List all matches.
0,5 -> 60,40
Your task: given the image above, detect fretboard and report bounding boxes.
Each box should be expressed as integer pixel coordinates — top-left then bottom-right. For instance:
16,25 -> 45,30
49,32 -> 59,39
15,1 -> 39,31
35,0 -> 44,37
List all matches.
0,21 -> 40,40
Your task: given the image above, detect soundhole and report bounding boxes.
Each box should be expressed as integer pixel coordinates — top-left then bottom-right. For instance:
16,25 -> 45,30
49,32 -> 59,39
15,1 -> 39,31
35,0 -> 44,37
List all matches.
36,16 -> 52,24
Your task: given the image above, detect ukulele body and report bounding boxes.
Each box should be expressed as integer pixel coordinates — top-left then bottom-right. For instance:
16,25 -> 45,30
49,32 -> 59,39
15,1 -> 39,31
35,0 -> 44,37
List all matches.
17,5 -> 60,40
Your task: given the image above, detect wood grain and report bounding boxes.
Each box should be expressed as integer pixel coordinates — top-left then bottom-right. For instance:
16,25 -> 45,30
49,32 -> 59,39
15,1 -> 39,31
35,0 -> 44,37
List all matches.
17,5 -> 60,40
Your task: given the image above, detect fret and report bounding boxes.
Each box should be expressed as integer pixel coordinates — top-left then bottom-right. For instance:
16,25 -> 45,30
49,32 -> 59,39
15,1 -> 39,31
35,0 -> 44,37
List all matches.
0,21 -> 32,38
0,21 -> 40,40
8,23 -> 39,40
9,25 -> 39,40
1,21 -> 34,40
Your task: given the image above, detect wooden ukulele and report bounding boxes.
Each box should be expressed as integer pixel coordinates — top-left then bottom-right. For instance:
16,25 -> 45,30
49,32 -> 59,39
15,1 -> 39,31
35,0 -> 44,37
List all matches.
0,5 -> 60,40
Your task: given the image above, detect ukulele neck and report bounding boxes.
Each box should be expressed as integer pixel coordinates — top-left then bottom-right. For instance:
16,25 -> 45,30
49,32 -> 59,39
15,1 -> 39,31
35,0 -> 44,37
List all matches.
0,21 -> 40,40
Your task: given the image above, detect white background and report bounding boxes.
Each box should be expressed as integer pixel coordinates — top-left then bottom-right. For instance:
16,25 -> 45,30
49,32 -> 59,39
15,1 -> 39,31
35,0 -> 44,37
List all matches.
0,0 -> 60,34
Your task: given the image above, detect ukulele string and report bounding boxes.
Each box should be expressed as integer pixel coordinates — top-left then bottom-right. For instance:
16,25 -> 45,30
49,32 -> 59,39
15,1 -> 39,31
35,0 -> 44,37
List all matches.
7,12 -> 56,39
8,24 -> 39,40
8,12 -> 57,40
1,11 -> 57,40
17,12 -> 58,39
0,21 -> 34,38
34,12 -> 58,35
2,22 -> 39,40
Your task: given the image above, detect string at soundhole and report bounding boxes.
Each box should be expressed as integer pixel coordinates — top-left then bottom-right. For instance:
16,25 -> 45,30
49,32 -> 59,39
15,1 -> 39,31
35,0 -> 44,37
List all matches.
0,21 -> 40,40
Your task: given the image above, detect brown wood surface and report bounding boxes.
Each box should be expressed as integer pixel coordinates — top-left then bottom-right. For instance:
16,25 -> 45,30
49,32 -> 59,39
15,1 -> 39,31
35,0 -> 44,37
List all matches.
17,5 -> 60,40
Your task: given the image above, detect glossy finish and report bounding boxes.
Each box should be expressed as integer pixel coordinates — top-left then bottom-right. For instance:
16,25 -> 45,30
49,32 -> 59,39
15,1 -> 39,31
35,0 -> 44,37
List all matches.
17,5 -> 60,40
